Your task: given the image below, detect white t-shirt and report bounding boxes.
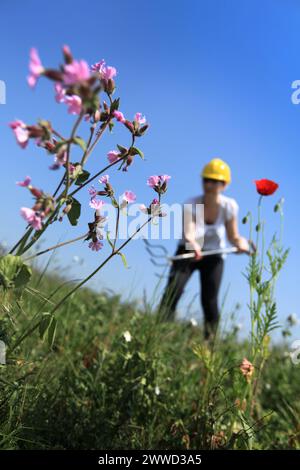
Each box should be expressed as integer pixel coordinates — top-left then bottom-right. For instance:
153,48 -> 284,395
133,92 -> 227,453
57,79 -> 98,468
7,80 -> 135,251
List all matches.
179,193 -> 239,259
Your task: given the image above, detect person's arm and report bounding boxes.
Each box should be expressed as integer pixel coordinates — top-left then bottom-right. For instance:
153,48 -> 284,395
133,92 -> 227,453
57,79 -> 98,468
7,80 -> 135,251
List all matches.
225,215 -> 249,253
224,199 -> 249,253
183,203 -> 203,259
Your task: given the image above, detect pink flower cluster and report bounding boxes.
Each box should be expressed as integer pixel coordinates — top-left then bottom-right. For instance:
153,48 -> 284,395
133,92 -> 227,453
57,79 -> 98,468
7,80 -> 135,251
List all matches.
147,174 -> 171,194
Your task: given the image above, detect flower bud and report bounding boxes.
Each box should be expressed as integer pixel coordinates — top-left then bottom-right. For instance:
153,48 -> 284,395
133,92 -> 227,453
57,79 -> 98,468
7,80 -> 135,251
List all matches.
106,78 -> 115,94
124,120 -> 134,133
94,109 -> 101,122
255,223 -> 261,232
242,215 -> 248,224
43,69 -> 64,82
63,203 -> 72,215
62,45 -> 73,64
30,187 -> 43,198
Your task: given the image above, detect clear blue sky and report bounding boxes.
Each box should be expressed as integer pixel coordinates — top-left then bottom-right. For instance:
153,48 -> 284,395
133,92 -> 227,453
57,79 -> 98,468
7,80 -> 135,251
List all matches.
1,0 -> 299,341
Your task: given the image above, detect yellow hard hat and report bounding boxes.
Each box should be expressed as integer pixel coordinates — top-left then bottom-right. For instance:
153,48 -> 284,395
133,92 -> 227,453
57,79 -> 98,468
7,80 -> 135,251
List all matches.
201,158 -> 231,184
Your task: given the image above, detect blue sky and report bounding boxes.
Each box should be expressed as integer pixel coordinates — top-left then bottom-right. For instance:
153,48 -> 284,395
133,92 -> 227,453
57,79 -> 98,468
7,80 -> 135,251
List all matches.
0,0 -> 299,341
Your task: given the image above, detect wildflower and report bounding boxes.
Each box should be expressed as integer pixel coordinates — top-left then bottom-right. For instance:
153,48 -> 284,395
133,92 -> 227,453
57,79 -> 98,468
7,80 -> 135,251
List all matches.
254,179 -> 279,196
122,191 -> 136,203
64,94 -> 82,115
54,82 -> 66,103
9,120 -> 29,148
99,63 -> 117,81
20,207 -> 43,230
146,175 -> 160,188
99,174 -> 110,184
88,240 -> 103,251
63,59 -> 90,85
113,110 -> 126,123
90,59 -> 106,73
239,357 -> 254,382
27,48 -> 44,88
123,331 -> 132,342
139,204 -> 148,214
89,198 -> 104,210
49,151 -> 67,170
107,150 -> 122,163
134,112 -> 146,125
16,176 -> 31,187
155,385 -> 160,396
147,174 -> 171,194
190,318 -> 198,327
287,313 -> 299,326
88,185 -> 98,198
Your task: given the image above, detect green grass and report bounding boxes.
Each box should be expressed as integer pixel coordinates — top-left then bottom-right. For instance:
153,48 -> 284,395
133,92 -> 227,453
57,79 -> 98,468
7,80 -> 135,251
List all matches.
0,269 -> 299,450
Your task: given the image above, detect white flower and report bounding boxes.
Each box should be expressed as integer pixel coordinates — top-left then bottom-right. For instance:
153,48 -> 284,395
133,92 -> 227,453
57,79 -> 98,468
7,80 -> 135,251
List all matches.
287,313 -> 299,326
123,331 -> 132,342
155,385 -> 160,396
190,318 -> 198,327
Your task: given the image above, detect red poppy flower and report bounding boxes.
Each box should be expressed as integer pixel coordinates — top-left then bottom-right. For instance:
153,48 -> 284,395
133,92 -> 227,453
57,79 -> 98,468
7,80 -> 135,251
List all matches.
254,179 -> 279,196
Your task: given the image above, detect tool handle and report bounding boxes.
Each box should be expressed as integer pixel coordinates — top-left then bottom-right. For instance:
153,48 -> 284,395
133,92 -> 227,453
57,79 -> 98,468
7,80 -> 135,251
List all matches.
169,247 -> 238,261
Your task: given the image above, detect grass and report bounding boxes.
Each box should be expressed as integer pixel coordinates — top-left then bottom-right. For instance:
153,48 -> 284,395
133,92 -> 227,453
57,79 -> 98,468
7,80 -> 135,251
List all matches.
0,268 -> 299,450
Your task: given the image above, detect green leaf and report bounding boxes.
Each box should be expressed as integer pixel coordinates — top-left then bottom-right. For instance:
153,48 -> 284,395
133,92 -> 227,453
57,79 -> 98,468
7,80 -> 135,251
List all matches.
108,121 -> 114,133
117,144 -> 128,154
73,136 -> 87,152
0,255 -> 32,291
110,97 -> 120,112
130,146 -> 144,159
48,316 -> 57,348
39,312 -> 52,341
67,198 -> 81,226
106,231 -> 115,250
117,251 -> 128,268
74,168 -> 90,186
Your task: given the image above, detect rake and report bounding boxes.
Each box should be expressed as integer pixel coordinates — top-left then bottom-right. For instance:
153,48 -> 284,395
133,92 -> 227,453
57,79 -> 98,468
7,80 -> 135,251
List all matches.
143,238 -> 256,268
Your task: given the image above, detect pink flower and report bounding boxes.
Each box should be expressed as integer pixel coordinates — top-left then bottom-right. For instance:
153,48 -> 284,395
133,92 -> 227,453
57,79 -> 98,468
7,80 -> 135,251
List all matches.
122,190 -> 136,203
151,198 -> 159,205
100,64 -> 117,81
68,164 -> 76,175
88,185 -> 98,198
64,95 -> 82,114
16,176 -> 31,187
90,59 -> 117,81
240,358 -> 254,382
9,120 -> 29,148
63,60 -> 90,85
90,59 -> 106,72
139,204 -> 148,214
107,150 -> 121,163
54,83 -> 66,103
146,175 -> 160,188
99,174 -> 110,184
49,151 -> 67,170
27,48 -> 44,88
89,198 -> 104,210
134,112 -> 146,125
88,240 -> 103,251
113,110 -> 126,123
159,175 -> 171,184
20,207 -> 43,230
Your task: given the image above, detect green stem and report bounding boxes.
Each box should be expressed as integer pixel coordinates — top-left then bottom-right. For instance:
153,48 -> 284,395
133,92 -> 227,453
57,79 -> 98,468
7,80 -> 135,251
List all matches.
9,215 -> 153,353
23,232 -> 89,262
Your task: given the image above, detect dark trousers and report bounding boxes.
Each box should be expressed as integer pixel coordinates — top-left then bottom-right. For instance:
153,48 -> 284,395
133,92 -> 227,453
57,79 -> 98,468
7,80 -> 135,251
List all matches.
158,243 -> 224,338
